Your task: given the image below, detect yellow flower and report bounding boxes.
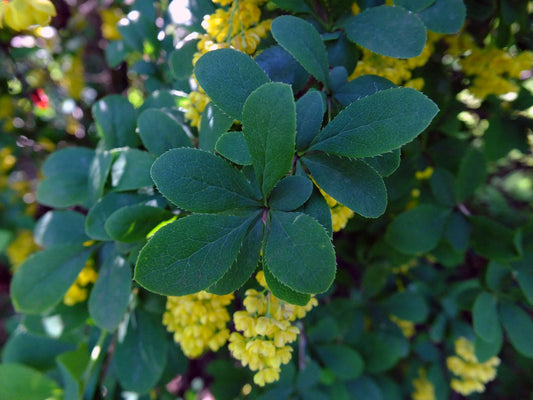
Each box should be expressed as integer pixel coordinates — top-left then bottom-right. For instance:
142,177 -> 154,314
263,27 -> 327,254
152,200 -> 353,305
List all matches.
390,315 -> 416,339
63,259 -> 98,306
412,368 -> 436,400
446,337 -> 500,396
6,230 -> 40,270
99,8 -> 123,41
1,0 -> 56,31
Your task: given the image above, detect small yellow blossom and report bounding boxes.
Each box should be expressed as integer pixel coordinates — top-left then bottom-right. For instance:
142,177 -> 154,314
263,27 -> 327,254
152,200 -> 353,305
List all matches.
390,315 -> 415,338
163,291 -> 234,358
6,230 -> 40,270
99,8 -> 123,41
415,166 -> 434,181
446,337 -> 500,396
412,368 -> 436,400
0,0 -> 56,31
317,188 -> 354,232
63,259 -> 98,306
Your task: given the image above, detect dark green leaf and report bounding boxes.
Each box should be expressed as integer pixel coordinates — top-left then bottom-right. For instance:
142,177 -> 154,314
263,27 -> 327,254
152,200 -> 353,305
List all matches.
255,45 -> 309,92
385,205 -> 450,254
394,0 -> 435,12
271,0 -> 311,13
445,211 -> 471,252
417,0 -> 466,34
215,131 -> 252,165
310,88 -> 438,158
56,344 -> 90,400
456,148 -> 487,202
89,245 -> 132,331
269,176 -> 313,211
381,291 -> 429,323
34,210 -> 88,248
296,91 -> 326,151
271,15 -> 330,88
298,187 -> 333,238
207,214 -> 263,295
151,148 -> 260,213
343,5 -> 427,58
89,150 -> 113,204
138,109 -> 191,155
111,148 -> 155,191
470,216 -> 520,262
304,153 -> 387,218
500,302 -> 533,358
11,245 -> 93,314
0,364 -> 62,400
105,40 -> 127,68
472,292 -> 501,343
474,332 -> 502,363
360,332 -> 409,373
242,82 -> 296,197
92,95 -> 139,149
430,168 -> 457,207
326,31 -> 359,73
346,376 -> 383,400
515,264 -> 533,306
169,39 -> 198,80
135,214 -> 255,295
316,345 -> 364,380
199,102 -> 234,152
264,211 -> 336,294
263,264 -> 311,306
296,361 -> 322,390
334,75 -> 397,107
194,48 -> 270,120
362,149 -> 401,177
105,204 -> 173,243
114,310 -> 168,393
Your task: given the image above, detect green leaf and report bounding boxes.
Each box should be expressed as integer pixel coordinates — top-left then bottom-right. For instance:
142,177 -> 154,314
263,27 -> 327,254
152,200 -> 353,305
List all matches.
346,376 -> 383,400
135,214 -> 255,295
207,214 -> 263,295
472,292 -> 501,343
296,361 -> 322,390
138,109 -> 191,155
385,205 -> 450,254
445,211 -> 471,252
470,216 -> 520,262
105,40 -> 127,68
343,5 -> 427,58
92,95 -> 139,149
11,245 -> 92,314
114,310 -> 168,393
316,345 -> 364,380
263,265 -> 311,306
242,82 -> 296,197
304,153 -> 387,218
0,230 -> 12,253
310,88 -> 438,158
86,192 -> 151,241
169,39 -> 198,80
271,15 -> 330,88
474,332 -> 502,363
264,211 -> 336,294
271,0 -> 311,13
0,364 -> 62,400
88,245 -> 132,331
199,102 -> 234,152
381,291 -> 429,323
89,150 -> 113,204
194,48 -> 270,120
394,0 -> 435,12
456,148 -> 487,202
362,149 -> 401,177
34,210 -> 89,248
515,264 -> 533,306
255,45 -> 309,92
105,204 -> 173,243
360,332 -> 409,373
37,147 -> 94,208
334,75 -> 397,107
298,187 -> 333,238
215,131 -> 252,165
500,302 -> 533,358
111,148 -> 155,191
296,91 -> 326,151
151,148 -> 260,213
269,176 -> 314,211
417,0 -> 466,34
430,168 -> 457,207
56,344 -> 90,400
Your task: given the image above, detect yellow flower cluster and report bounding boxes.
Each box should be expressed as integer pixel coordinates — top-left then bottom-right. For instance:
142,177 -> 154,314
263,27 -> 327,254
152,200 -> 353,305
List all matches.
183,0 -> 271,128
63,259 -> 98,306
0,0 -> 56,31
412,368 -> 436,400
6,230 -> 40,270
163,291 -> 234,358
445,33 -> 533,100
318,189 -> 354,232
99,8 -> 123,41
228,271 -> 317,386
390,315 -> 415,339
446,337 -> 500,396
415,166 -> 434,181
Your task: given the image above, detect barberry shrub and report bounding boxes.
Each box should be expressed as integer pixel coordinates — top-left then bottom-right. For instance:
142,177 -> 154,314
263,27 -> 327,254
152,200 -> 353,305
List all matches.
2,0 -> 533,399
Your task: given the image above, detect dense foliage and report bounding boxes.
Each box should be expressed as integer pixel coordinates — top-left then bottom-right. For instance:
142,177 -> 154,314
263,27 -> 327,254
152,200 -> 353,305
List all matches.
1,0 -> 533,399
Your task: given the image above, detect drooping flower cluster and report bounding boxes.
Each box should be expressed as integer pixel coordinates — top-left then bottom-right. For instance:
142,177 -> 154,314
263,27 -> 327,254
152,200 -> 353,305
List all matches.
446,337 -> 500,396
318,188 -> 354,233
163,291 -> 234,358
228,271 -> 317,386
445,32 -> 533,100
0,0 -> 56,31
412,368 -> 436,400
63,259 -> 98,306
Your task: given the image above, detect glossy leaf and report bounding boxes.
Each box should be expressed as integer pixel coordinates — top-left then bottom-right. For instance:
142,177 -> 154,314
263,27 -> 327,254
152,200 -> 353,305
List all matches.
34,210 -> 88,248
297,187 -> 333,238
56,344 -> 90,400
500,302 -> 533,358
215,131 -> 252,165
417,0 -> 466,34
169,39 -> 198,80
394,0 -> 435,12
515,265 -> 533,306
255,45 -> 309,92
194,48 -> 270,120
0,364 -> 62,400
138,109 -> 191,155
199,103 -> 234,152
151,148 -> 260,213
310,88 -> 438,158
362,149 -> 401,177
264,211 -> 336,294
88,150 -> 113,204
92,95 -> 140,149
304,153 -> 387,218
269,175 -> 314,211
111,148 -> 155,191
263,264 -> 311,306
343,5 -> 427,58
472,292 -> 501,343
334,74 -> 396,107
242,82 -> 296,197
296,90 -> 326,151
474,331 -> 502,363
135,214 -> 255,295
